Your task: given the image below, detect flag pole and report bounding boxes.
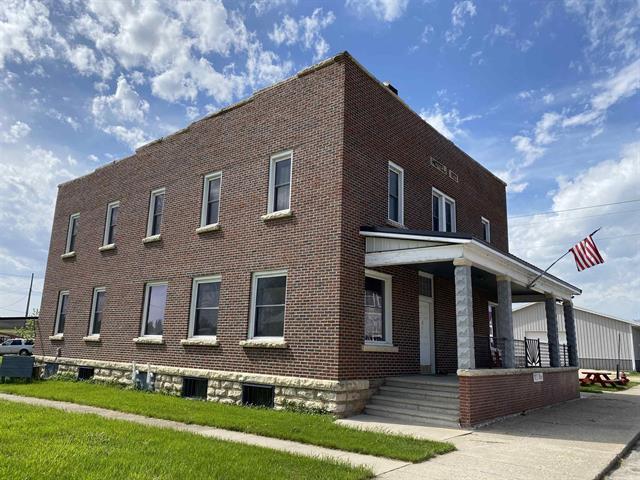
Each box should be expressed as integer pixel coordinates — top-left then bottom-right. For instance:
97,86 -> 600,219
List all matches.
526,227 -> 602,289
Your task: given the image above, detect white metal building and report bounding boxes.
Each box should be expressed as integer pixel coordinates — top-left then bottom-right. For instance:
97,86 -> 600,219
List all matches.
513,303 -> 640,371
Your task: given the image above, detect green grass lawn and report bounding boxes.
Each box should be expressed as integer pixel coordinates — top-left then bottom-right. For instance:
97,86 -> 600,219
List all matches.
0,379 -> 454,462
0,400 -> 371,480
580,380 -> 640,394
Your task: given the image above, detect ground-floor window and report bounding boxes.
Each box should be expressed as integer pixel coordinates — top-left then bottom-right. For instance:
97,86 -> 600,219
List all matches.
141,282 -> 168,336
364,269 -> 393,344
189,276 -> 221,338
249,270 -> 287,339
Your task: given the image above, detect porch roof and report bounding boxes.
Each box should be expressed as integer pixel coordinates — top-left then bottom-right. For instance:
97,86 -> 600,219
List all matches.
360,226 -> 581,300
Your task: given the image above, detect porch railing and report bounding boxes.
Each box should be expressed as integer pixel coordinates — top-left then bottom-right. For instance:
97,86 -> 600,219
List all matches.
474,336 -> 570,369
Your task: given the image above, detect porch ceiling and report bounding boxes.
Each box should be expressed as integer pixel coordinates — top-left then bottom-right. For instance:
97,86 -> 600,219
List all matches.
361,227 -> 581,300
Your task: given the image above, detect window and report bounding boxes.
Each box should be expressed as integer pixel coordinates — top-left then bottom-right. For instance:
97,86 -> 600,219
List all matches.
488,302 -> 498,338
54,291 -> 69,334
146,188 -> 165,237
418,272 -> 433,298
242,384 -> 275,408
267,151 -> 292,213
388,161 -> 404,224
77,367 -> 95,380
141,282 -> 168,336
249,271 -> 287,339
103,201 -> 120,245
182,377 -> 208,399
188,276 -> 221,338
88,287 -> 106,336
364,269 -> 393,344
65,213 -> 79,253
432,189 -> 456,232
200,172 -> 222,227
481,217 -> 491,242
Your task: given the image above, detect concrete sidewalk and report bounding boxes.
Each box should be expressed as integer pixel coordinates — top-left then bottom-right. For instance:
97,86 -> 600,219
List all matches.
340,387 -> 640,479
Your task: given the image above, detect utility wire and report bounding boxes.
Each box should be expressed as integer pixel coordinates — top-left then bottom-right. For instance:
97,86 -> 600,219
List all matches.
0,295 -> 27,310
508,198 -> 640,219
510,208 -> 640,227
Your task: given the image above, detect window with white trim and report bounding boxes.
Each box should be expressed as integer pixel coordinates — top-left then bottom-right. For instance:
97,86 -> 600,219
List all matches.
364,269 -> 393,344
267,151 -> 292,213
189,276 -> 221,338
249,270 -> 287,339
141,282 -> 167,336
488,302 -> 498,339
146,188 -> 165,237
88,287 -> 106,336
200,172 -> 222,227
432,189 -> 456,232
103,202 -> 120,245
388,161 -> 404,224
65,213 -> 79,253
481,217 -> 491,242
54,291 -> 69,334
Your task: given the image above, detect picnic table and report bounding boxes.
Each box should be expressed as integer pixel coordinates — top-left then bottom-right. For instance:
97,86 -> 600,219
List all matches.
579,370 -> 629,388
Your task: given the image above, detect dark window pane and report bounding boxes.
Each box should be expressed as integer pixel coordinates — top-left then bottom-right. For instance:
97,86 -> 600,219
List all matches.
92,291 -> 105,335
151,194 -> 164,235
445,202 -> 453,232
57,295 -> 68,333
196,282 -> 220,309
108,206 -> 119,244
388,170 -> 399,197
68,217 -> 78,252
255,306 -> 284,337
432,195 -> 440,231
92,312 -> 102,335
419,276 -> 432,297
145,284 -> 167,335
364,277 -> 385,342
256,276 -> 286,305
154,194 -> 164,215
275,159 -> 290,186
194,308 -> 218,336
206,200 -> 219,225
208,177 -> 221,203
274,184 -> 290,211
389,196 -> 399,222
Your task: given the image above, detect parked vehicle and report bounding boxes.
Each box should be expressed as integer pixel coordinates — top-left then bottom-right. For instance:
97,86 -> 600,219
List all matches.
0,338 -> 34,356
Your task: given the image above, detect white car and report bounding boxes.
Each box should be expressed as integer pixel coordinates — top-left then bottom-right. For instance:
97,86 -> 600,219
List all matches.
0,338 -> 34,356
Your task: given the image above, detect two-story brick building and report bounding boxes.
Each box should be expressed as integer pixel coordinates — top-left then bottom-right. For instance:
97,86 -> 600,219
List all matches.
35,52 -> 581,427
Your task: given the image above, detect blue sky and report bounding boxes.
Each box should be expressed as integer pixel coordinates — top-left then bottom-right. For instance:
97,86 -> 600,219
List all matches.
0,0 -> 638,320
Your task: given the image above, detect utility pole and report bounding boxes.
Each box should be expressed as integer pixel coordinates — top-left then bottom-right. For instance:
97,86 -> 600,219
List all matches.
25,273 -> 34,317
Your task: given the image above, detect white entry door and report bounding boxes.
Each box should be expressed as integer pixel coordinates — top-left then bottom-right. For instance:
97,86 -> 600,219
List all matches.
419,271 -> 435,374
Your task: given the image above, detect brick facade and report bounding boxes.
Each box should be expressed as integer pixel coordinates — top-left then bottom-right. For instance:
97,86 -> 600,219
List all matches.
37,53 -> 508,395
458,368 -> 580,426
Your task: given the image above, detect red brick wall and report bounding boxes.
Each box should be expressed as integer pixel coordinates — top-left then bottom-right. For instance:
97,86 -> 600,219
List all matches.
459,369 -> 580,426
36,58 -> 347,380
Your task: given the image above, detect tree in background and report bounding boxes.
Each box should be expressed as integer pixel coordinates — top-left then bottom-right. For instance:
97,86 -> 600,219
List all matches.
14,309 -> 39,340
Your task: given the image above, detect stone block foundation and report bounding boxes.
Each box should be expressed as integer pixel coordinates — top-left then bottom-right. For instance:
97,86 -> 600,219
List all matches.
36,356 -> 375,416
458,367 -> 579,427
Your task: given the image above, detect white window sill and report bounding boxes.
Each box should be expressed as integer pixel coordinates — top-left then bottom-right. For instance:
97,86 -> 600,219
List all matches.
142,234 -> 161,244
362,344 -> 398,353
386,219 -> 406,229
261,209 -> 293,221
49,334 -> 64,341
196,223 -> 221,234
83,335 -> 101,342
61,251 -> 76,259
99,243 -> 116,252
181,337 -> 219,346
239,339 -> 288,349
133,336 -> 164,344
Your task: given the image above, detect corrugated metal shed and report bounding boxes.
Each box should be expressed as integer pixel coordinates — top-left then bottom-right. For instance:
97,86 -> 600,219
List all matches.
513,304 -> 639,371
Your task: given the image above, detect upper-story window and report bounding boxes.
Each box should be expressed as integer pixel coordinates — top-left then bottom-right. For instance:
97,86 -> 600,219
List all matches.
364,269 -> 393,344
200,172 -> 222,227
103,201 -> 120,246
432,189 -> 456,233
146,188 -> 165,237
141,282 -> 167,337
249,270 -> 287,339
54,290 -> 69,335
481,217 -> 491,242
88,287 -> 106,336
65,213 -> 79,253
388,162 -> 404,225
267,151 -> 292,214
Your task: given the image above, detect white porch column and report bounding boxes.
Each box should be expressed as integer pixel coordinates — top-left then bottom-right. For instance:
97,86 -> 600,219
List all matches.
454,259 -> 475,369
563,299 -> 579,367
496,275 -> 515,368
545,294 -> 560,367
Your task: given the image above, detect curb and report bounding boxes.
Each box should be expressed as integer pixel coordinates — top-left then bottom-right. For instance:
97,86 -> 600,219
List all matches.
595,428 -> 640,479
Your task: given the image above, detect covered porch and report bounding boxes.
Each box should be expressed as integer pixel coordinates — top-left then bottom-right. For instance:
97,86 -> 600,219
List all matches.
361,227 -> 583,426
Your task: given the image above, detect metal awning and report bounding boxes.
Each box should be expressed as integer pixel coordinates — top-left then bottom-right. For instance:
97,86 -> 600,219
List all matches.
361,227 -> 581,300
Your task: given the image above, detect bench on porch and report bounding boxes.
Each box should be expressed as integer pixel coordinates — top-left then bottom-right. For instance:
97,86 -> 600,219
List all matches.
0,355 -> 35,382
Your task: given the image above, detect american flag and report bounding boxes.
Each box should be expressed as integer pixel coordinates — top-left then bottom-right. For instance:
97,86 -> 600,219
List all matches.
569,234 -> 604,271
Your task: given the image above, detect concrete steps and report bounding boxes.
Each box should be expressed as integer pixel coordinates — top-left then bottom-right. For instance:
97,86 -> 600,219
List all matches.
364,375 -> 460,428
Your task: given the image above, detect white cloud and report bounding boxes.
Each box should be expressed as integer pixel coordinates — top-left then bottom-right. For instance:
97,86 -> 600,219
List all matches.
542,93 -> 554,104
102,125 -> 150,149
269,8 -> 335,61
66,44 -> 114,78
92,76 -> 149,125
251,0 -> 297,15
534,112 -> 562,145
419,104 -> 479,140
509,142 -> 640,319
446,1 -> 477,43
185,105 -> 199,120
345,0 -> 409,22
511,135 -> 545,166
0,120 -> 30,143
